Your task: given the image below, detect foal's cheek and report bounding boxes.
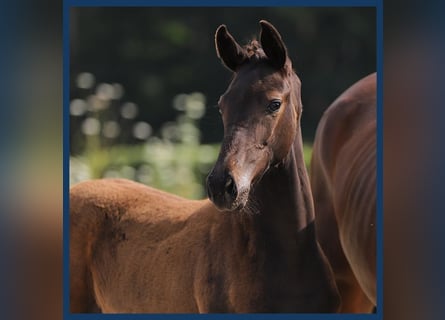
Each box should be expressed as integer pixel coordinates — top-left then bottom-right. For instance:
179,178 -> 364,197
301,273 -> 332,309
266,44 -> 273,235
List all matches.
254,120 -> 271,146
270,112 -> 296,162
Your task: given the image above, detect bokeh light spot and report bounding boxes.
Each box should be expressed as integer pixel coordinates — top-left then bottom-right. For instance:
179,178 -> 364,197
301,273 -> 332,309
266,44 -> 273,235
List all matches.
76,72 -> 95,89
133,122 -> 152,140
96,83 -> 115,101
81,118 -> 101,136
70,99 -> 87,116
121,102 -> 138,119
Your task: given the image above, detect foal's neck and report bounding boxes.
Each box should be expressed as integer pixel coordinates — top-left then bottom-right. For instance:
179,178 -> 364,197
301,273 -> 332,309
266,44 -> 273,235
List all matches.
251,131 -> 315,234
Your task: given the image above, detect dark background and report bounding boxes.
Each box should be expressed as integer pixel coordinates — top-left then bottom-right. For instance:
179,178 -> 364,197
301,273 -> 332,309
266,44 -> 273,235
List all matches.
70,7 -> 376,154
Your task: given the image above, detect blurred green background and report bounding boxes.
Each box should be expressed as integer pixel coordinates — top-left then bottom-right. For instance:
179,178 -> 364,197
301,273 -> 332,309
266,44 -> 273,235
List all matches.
69,7 -> 375,199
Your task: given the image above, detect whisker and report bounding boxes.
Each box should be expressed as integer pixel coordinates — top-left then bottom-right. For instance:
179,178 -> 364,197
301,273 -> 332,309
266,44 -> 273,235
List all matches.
242,196 -> 261,217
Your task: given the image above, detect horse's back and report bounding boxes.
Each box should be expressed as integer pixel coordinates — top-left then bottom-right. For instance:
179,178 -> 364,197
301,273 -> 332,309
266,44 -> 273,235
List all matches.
70,178 -> 202,221
311,73 -> 376,311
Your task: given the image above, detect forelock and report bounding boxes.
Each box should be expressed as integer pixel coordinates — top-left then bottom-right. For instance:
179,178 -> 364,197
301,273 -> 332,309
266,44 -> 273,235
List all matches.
244,40 -> 267,62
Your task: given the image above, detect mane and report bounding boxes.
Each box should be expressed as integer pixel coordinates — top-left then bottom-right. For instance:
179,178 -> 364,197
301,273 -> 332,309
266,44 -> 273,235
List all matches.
242,39 -> 293,77
244,40 -> 267,62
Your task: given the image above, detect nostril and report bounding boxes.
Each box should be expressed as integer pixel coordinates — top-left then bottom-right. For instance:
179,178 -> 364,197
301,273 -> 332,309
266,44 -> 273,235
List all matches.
224,175 -> 238,199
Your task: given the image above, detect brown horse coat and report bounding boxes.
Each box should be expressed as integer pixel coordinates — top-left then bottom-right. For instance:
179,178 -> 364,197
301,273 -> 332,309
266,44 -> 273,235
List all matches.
70,21 -> 340,313
311,73 -> 376,312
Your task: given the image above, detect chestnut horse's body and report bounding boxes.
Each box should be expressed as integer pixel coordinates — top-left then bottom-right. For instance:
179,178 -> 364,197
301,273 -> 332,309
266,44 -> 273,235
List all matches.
70,21 -> 340,313
310,73 -> 376,312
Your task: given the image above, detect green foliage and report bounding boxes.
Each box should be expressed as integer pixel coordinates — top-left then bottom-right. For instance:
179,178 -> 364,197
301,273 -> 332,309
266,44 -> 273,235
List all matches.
70,141 -> 220,200
70,131 -> 312,200
303,144 -> 313,172
70,141 -> 312,200
70,88 -> 222,199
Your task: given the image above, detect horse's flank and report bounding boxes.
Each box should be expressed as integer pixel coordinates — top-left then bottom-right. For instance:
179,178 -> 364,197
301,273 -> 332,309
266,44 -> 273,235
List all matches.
311,73 -> 376,312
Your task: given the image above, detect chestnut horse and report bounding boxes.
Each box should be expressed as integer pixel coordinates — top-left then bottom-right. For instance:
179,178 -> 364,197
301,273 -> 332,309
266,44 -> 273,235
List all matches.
310,73 -> 376,312
70,20 -> 340,313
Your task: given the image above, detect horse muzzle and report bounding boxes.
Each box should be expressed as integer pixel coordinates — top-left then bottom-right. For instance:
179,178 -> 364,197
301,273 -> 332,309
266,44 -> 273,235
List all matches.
206,170 -> 249,212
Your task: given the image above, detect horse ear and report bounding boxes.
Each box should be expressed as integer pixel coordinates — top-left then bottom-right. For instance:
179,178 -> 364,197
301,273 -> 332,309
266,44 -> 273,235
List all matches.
259,20 -> 288,69
215,24 -> 247,72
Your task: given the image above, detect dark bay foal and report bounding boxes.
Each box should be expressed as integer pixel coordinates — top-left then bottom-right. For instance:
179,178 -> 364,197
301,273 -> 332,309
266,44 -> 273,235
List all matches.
70,20 -> 340,313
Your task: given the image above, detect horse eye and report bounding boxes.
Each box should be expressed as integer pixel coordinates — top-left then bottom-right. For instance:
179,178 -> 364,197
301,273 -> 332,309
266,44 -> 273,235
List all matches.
267,100 -> 282,113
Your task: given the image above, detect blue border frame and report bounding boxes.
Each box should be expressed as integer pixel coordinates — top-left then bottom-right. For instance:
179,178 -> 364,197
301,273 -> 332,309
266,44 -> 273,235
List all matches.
68,0 -> 377,6
63,1 -> 383,319
63,1 -> 72,319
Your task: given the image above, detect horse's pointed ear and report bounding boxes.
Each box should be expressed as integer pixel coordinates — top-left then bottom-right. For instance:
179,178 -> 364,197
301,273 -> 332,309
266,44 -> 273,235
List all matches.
215,24 -> 247,72
259,20 -> 288,69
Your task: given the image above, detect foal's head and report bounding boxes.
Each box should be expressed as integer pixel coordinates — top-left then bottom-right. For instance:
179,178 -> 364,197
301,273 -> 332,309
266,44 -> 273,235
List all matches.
207,20 -> 303,212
